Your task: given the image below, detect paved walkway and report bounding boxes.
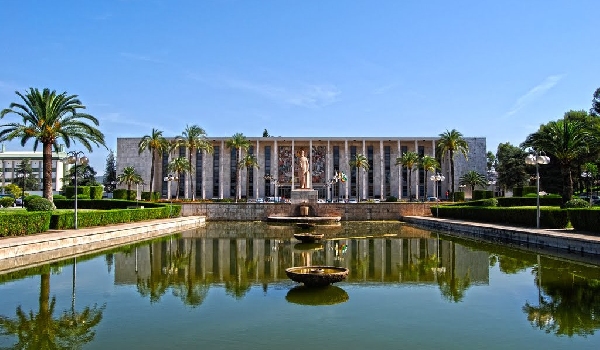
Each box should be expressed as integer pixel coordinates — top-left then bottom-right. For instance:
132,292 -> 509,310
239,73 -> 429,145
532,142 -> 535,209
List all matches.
0,216 -> 205,273
402,216 -> 600,256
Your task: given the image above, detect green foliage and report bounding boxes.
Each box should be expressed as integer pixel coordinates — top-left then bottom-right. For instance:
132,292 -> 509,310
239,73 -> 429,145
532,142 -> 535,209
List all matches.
4,183 -> 22,197
76,194 -> 91,199
563,198 -> 590,208
481,198 -> 498,207
89,185 -> 104,199
53,199 -> 165,210
64,185 -> 92,199
496,196 -> 563,207
24,195 -> 42,207
496,143 -> 529,190
53,194 -> 66,200
386,196 -> 397,202
433,206 -> 569,229
452,191 -> 465,202
472,190 -> 493,200
141,191 -> 160,201
49,206 -> 181,229
459,170 -> 487,192
0,196 -> 14,208
0,212 -> 52,236
26,197 -> 55,211
113,189 -> 130,200
103,150 -> 118,193
569,208 -> 600,233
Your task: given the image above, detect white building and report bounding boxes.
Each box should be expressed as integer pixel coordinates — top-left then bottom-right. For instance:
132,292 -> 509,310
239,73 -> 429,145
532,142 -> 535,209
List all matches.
117,136 -> 487,201
0,143 -> 69,194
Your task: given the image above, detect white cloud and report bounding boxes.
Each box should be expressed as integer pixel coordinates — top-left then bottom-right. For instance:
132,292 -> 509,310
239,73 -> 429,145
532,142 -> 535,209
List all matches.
503,74 -> 564,118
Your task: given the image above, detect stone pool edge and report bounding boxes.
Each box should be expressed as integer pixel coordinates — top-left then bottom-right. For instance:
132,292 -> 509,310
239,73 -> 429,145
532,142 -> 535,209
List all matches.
0,216 -> 206,273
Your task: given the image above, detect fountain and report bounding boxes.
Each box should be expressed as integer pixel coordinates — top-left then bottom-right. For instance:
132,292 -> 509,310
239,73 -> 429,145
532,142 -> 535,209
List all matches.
285,266 -> 349,287
285,285 -> 349,305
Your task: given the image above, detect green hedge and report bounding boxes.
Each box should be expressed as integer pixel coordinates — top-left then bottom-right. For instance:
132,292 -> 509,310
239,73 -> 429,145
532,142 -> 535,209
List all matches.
89,185 -> 104,199
50,205 -> 182,229
567,208 -> 600,234
113,189 -> 137,200
141,191 -> 160,201
0,197 -> 14,208
53,199 -> 165,210
472,190 -> 493,200
496,196 -> 562,207
452,192 -> 465,202
64,186 -> 92,199
431,205 -> 569,229
0,212 -> 52,237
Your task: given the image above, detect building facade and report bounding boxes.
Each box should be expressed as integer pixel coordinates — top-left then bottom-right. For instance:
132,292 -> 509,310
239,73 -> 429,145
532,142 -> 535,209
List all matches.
116,136 -> 486,201
0,143 -> 69,194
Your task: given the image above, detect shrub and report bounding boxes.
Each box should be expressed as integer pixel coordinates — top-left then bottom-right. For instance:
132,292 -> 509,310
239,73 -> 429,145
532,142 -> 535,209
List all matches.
26,197 -> 56,211
569,208 -> 600,233
76,194 -> 91,200
481,198 -> 498,207
386,196 -> 397,202
0,196 -> 14,208
24,195 -> 42,207
141,191 -> 160,201
53,194 -> 67,200
563,198 -> 590,208
452,192 -> 465,202
0,211 -> 52,236
89,185 -> 104,199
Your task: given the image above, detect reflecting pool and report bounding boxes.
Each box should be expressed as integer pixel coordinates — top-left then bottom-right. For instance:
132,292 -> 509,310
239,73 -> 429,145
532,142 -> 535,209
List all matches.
1,221 -> 599,349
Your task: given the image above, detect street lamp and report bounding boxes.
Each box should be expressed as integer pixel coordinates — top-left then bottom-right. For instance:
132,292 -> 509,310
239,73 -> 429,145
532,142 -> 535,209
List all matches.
164,174 -> 178,217
17,169 -> 28,208
525,150 -> 550,228
66,151 -> 88,229
264,174 -> 280,202
581,171 -> 594,206
430,172 -> 445,217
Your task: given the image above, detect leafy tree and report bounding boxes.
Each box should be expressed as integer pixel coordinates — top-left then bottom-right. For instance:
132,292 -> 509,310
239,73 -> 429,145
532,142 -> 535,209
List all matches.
349,153 -> 369,201
240,153 -> 259,200
420,155 -> 439,199
437,129 -> 469,199
459,170 -> 487,194
138,128 -> 168,194
0,88 -> 106,201
62,163 -> 98,187
15,158 -> 40,191
180,124 -> 212,201
486,151 -> 497,171
522,117 -> 597,204
591,87 -> 600,117
496,142 -> 529,193
395,151 -> 419,199
262,129 -> 270,137
167,156 -> 191,199
117,166 -> 143,200
103,150 -> 117,193
226,133 -> 250,202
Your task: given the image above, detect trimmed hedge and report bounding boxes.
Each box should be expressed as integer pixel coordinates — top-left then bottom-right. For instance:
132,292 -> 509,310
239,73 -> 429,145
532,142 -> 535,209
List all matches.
452,192 -> 465,202
496,196 -> 563,207
472,190 -> 493,200
0,197 -> 14,208
0,211 -> 52,237
89,185 -> 104,199
141,191 -> 160,201
514,186 -> 538,197
113,189 -> 136,200
53,199 -> 165,210
64,185 -> 92,199
431,205 -> 569,229
568,208 -> 600,234
50,205 -> 182,229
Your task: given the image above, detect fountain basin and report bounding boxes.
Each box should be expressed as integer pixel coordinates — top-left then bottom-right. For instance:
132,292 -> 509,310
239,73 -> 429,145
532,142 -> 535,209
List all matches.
285,285 -> 349,306
285,266 -> 349,287
293,233 -> 324,243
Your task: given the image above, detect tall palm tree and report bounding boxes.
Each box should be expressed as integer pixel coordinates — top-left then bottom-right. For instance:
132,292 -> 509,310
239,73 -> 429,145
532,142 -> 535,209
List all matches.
181,124 -> 213,201
349,153 -> 369,201
117,166 -> 143,200
138,129 -> 167,194
168,156 -> 191,199
396,151 -> 420,199
240,153 -> 259,200
459,170 -> 487,195
0,88 -> 106,201
522,118 -> 596,204
437,129 -> 469,200
226,133 -> 250,202
420,155 -> 439,198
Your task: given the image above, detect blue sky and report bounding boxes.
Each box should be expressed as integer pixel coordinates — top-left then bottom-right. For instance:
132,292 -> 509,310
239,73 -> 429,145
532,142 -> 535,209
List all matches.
1,0 -> 599,173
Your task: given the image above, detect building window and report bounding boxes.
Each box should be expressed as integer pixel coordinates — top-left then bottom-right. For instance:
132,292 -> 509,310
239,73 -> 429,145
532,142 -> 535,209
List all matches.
401,146 -> 408,197
264,145 -> 271,196
196,149 -> 203,198
350,146 -> 356,197
213,146 -> 220,198
367,146 -> 373,198
384,146 -> 391,197
161,152 -> 169,198
418,145 -> 425,197
230,148 -> 237,197
247,146 -> 254,198
178,146 -> 186,197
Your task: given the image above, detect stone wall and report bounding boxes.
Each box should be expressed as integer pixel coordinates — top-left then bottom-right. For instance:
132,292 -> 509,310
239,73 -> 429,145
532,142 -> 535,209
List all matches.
181,202 -> 435,221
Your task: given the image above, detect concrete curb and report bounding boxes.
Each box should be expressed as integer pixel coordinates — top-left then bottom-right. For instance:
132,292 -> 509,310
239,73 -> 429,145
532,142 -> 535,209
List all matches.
402,216 -> 600,256
0,216 -> 205,273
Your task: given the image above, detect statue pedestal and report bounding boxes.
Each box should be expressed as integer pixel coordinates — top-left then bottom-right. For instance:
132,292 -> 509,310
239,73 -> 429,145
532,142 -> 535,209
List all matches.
291,189 -> 318,204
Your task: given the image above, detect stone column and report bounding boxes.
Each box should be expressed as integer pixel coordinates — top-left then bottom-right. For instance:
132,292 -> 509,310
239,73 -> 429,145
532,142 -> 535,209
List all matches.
380,140 -> 384,200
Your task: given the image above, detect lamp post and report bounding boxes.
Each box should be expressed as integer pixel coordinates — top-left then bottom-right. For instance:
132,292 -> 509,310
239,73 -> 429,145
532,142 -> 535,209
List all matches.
66,151 -> 88,229
164,174 -> 177,217
17,169 -> 28,208
430,172 -> 445,217
581,171 -> 594,206
525,150 -> 550,228
264,174 -> 280,202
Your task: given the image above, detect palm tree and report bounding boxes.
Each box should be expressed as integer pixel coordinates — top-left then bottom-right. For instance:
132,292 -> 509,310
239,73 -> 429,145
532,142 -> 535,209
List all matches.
226,133 -> 250,202
117,166 -> 143,200
349,153 -> 369,201
138,129 -> 168,195
396,151 -> 419,200
437,129 -> 469,200
522,118 -> 596,204
168,156 -> 191,199
0,88 -> 106,201
420,155 -> 439,199
240,153 -> 259,200
181,124 -> 213,201
459,170 -> 487,195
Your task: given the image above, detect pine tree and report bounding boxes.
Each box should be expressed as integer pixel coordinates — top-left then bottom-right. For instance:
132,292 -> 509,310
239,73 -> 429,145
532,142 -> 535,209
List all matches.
103,150 -> 118,193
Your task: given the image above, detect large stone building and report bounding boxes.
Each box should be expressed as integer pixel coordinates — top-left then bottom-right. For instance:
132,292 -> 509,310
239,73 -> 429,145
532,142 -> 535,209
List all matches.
116,136 -> 486,201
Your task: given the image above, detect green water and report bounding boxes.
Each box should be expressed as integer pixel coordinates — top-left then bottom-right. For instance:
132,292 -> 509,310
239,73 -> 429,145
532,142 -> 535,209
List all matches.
0,221 -> 599,349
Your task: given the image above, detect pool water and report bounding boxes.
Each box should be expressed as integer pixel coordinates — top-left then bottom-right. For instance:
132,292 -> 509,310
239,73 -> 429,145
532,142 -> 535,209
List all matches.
1,221 -> 599,349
